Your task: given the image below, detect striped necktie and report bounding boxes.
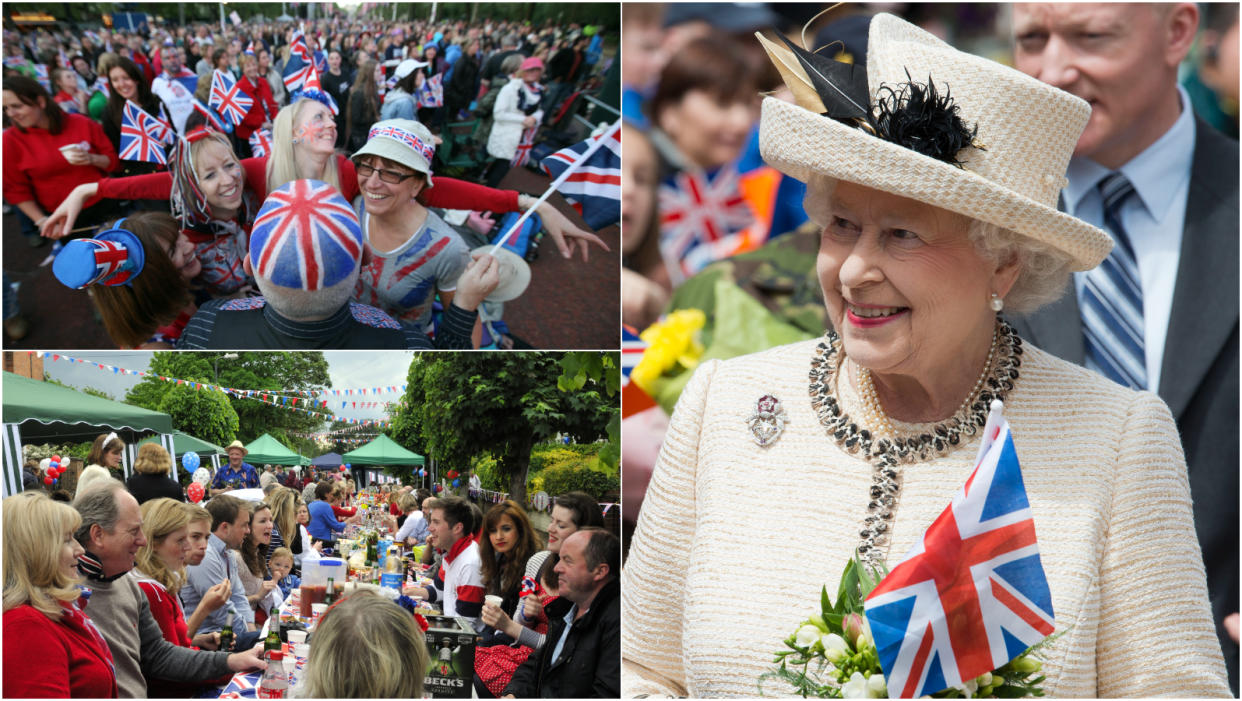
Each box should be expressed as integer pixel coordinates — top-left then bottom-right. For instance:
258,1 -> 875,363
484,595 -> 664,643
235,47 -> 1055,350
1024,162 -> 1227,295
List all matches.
1082,172 -> 1146,389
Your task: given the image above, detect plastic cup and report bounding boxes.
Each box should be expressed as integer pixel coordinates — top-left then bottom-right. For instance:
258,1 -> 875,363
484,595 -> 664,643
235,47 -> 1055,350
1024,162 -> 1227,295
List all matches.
293,643 -> 310,660
484,595 -> 503,609
286,630 -> 307,644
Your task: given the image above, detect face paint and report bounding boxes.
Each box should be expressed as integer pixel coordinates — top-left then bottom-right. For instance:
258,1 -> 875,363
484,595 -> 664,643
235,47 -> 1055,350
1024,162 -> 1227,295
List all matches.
294,123 -> 326,143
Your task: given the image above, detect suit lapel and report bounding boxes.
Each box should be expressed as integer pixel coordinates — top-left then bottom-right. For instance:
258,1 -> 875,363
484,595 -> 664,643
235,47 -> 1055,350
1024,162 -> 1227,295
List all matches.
1157,119 -> 1239,419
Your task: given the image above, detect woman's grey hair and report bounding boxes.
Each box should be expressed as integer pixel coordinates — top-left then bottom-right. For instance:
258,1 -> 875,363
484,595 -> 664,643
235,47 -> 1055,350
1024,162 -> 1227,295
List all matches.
804,176 -> 1073,314
72,478 -> 125,546
500,53 -> 523,76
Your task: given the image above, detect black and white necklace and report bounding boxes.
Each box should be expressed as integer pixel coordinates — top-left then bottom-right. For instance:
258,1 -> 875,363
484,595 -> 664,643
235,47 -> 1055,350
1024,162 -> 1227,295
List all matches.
807,319 -> 1022,569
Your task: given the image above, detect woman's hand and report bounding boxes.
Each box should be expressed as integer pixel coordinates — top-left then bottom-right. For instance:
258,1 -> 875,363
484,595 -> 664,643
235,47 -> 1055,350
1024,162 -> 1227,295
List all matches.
521,595 -> 545,623
191,631 -> 221,650
258,579 -> 278,597
202,580 -> 232,612
41,182 -> 98,239
522,115 -> 536,129
481,601 -> 523,639
62,146 -> 92,166
535,201 -> 610,262
453,252 -> 501,311
226,644 -> 267,673
402,585 -> 429,599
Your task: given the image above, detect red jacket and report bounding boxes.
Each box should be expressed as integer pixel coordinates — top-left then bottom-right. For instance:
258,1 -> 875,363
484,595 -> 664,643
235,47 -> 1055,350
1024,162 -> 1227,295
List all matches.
136,576 -> 228,697
2,114 -> 118,213
96,155 -> 520,214
3,604 -> 118,698
235,75 -> 279,141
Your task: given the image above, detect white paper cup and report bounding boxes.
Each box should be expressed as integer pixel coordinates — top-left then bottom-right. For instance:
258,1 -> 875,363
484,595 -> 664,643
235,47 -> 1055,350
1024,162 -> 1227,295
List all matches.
286,630 -> 307,644
484,594 -> 503,608
293,643 -> 310,659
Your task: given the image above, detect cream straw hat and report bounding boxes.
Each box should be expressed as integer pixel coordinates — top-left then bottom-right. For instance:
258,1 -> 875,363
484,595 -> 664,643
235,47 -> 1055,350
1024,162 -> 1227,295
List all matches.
757,13 -> 1112,271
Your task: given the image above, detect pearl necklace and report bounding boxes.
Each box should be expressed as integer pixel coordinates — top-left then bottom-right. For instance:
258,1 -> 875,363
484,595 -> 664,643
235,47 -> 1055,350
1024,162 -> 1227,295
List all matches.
856,324 -> 1000,438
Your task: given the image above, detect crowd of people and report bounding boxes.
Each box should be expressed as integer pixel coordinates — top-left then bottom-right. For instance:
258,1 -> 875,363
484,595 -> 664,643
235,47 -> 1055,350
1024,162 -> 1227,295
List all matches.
5,432 -> 620,698
3,9 -> 616,348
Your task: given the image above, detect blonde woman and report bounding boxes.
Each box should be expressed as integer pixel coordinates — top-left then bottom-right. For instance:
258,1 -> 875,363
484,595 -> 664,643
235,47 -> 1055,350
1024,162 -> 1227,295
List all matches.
125,443 -> 185,505
266,487 -> 303,568
302,591 -> 428,698
2,492 -> 118,697
133,498 -> 228,696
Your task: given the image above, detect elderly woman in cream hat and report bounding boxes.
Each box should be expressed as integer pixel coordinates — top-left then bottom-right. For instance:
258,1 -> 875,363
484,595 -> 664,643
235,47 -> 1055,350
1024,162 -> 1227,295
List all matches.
621,13 -> 1229,698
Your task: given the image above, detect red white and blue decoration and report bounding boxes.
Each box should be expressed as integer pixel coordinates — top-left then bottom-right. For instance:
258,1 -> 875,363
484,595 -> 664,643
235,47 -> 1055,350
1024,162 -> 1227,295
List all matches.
250,180 -> 362,291
658,166 -> 755,281
192,96 -> 233,134
52,223 -> 146,289
92,76 -> 110,97
289,65 -> 338,115
416,73 -> 444,108
540,123 -> 621,231
367,123 -> 435,164
864,400 -> 1055,698
119,101 -> 169,165
249,128 -> 273,158
33,63 -> 50,91
282,32 -> 315,93
209,69 -> 254,127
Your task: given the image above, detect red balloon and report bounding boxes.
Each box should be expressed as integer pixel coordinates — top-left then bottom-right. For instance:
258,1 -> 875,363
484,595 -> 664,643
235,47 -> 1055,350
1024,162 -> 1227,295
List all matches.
51,455 -> 61,463
43,476 -> 54,485
339,465 -> 346,472
187,482 -> 205,503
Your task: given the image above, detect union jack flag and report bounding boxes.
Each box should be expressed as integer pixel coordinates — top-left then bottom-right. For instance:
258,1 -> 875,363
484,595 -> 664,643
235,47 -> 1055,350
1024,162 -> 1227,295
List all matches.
864,401 -> 1055,698
81,239 -> 137,287
510,126 -> 537,168
250,180 -> 363,291
209,70 -> 254,127
658,167 -> 754,282
620,325 -> 645,387
119,101 -> 168,165
417,73 -> 443,108
249,128 -> 273,158
244,42 -> 256,56
33,63 -> 50,91
93,76 -> 110,97
192,96 -> 232,134
540,123 -> 621,231
282,33 -> 315,92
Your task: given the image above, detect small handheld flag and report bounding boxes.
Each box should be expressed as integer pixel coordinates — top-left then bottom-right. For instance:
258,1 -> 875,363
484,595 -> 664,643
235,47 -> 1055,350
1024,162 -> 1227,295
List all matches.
539,123 -> 622,231
209,70 -> 254,126
119,101 -> 169,165
863,400 -> 1055,698
249,128 -> 274,158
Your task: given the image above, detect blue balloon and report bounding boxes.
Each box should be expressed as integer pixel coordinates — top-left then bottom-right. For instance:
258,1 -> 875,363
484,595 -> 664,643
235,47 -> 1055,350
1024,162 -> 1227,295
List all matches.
345,463 -> 351,469
452,478 -> 460,488
181,452 -> 200,470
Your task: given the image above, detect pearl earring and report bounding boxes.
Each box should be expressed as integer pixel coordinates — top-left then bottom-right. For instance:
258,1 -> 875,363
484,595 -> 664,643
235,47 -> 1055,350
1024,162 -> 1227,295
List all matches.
989,293 -> 1004,312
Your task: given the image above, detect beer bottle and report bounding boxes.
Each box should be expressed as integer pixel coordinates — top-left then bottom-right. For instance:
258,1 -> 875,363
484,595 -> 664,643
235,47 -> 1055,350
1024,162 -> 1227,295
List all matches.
324,577 -> 336,605
219,621 -> 235,652
265,605 -> 281,657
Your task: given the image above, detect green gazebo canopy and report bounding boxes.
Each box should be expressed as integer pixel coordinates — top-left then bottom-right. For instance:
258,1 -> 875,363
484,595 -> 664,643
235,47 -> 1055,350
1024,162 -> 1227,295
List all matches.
342,434 -> 425,466
243,433 -> 305,466
2,372 -> 173,440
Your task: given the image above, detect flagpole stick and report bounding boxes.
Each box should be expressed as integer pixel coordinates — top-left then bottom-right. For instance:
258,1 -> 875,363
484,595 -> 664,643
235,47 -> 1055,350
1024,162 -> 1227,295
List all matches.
487,119 -> 622,256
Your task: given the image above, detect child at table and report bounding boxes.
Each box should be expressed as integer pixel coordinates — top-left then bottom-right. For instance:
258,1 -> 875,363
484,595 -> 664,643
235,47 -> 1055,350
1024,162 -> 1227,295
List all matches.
269,548 -> 300,600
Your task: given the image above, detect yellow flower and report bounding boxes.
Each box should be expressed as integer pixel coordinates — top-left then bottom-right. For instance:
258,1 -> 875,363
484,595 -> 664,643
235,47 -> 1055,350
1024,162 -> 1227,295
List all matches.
631,310 -> 707,393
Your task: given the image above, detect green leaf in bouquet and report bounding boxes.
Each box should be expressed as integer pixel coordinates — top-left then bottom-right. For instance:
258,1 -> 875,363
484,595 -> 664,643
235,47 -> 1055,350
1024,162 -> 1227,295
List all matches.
821,585 -> 831,616
836,560 -> 860,613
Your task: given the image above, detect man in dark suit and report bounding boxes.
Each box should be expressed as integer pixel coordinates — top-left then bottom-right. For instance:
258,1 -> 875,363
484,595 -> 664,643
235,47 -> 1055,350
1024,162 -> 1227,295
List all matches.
1009,4 -> 1238,692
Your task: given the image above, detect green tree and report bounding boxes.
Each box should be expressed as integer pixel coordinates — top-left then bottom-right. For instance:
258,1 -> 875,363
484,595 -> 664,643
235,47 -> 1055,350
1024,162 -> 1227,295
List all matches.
390,353 -> 615,504
125,352 -> 332,454
43,377 -> 114,401
558,352 -> 620,470
156,384 -> 239,447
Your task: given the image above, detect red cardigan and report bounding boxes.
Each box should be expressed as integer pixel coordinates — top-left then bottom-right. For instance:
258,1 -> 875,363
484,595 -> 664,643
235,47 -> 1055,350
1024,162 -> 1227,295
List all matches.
3,604 -> 118,698
96,154 -> 520,214
136,577 -> 224,697
2,114 -> 119,213
236,76 -> 280,141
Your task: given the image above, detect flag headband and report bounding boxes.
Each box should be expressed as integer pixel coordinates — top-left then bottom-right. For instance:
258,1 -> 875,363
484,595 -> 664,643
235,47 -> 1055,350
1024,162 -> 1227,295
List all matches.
367,124 -> 435,163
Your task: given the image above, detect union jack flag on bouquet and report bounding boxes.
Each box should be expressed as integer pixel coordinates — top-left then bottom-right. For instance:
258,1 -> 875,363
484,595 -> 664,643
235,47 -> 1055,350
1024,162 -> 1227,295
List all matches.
864,401 -> 1055,698
250,180 -> 362,291
620,324 -> 646,388
417,73 -> 444,108
540,123 -> 621,231
658,166 -> 755,284
249,128 -> 273,158
209,70 -> 254,127
119,101 -> 169,165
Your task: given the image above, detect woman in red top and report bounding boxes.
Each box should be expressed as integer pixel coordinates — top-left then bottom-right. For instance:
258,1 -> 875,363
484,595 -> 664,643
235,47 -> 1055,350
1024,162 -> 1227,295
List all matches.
52,67 -> 87,115
133,498 -> 229,697
2,492 -> 118,698
2,75 -> 120,242
235,54 -> 278,153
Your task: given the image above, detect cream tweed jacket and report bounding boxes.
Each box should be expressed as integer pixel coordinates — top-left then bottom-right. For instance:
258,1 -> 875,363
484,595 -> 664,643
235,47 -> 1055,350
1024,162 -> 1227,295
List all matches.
621,339 -> 1230,698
